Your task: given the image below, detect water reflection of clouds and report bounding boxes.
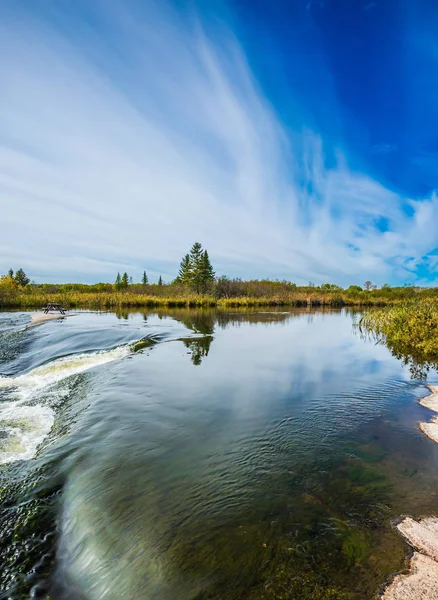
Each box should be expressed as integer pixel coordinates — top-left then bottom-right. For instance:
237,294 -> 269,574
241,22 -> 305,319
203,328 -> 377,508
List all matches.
53,310 -> 421,600
120,311 -> 415,445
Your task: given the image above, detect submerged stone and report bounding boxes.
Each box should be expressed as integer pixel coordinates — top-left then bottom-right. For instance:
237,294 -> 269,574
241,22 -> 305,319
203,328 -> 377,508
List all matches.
381,552 -> 438,600
397,517 -> 438,562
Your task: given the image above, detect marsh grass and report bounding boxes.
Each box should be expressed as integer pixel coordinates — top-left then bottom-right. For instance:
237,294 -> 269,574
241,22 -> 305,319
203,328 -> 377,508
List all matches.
359,300 -> 438,377
0,289 -> 420,309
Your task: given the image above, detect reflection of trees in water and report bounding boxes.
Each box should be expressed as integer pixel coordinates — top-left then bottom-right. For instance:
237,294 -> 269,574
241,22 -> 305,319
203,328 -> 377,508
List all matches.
182,336 -> 213,366
120,307 -> 340,367
213,310 -> 300,329
170,312 -> 215,365
357,326 -> 435,379
179,312 -> 215,335
122,307 -> 333,329
115,309 -> 130,320
385,346 -> 434,379
175,309 -> 309,366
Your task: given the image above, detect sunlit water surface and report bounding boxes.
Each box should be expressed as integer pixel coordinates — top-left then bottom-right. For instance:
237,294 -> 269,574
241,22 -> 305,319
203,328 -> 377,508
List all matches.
1,309 -> 438,600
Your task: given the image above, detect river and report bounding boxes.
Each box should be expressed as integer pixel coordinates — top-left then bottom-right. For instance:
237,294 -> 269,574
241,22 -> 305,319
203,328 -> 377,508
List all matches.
1,308 -> 438,599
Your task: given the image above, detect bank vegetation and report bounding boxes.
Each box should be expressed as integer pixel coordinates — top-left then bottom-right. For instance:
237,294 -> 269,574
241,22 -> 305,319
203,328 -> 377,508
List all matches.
1,278 -> 436,310
2,244 -> 438,309
360,300 -> 438,377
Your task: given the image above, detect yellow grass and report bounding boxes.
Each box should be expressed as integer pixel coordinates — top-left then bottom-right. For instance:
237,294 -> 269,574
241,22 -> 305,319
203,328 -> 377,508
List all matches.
0,289 -> 412,309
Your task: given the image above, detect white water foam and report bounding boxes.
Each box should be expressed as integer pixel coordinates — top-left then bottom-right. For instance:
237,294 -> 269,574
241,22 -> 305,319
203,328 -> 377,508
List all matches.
0,345 -> 131,464
0,346 -> 130,397
0,403 -> 55,464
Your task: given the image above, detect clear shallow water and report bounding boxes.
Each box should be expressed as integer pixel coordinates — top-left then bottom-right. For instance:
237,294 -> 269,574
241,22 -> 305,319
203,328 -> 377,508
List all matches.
1,309 -> 438,599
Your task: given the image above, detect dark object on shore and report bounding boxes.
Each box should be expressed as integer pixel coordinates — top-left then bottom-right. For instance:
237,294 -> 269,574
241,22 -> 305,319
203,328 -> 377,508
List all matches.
43,303 -> 66,315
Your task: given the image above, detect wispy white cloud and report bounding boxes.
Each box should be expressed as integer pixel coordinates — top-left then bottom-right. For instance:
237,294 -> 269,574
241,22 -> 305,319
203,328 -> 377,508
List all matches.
0,0 -> 437,285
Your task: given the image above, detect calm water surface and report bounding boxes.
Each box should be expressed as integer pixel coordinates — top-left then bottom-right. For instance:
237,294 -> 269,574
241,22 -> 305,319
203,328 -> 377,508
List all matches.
1,308 -> 438,599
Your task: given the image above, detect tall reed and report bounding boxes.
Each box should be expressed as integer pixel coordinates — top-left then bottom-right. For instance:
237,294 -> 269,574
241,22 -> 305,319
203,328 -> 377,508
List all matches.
0,289 -> 412,309
359,300 -> 438,376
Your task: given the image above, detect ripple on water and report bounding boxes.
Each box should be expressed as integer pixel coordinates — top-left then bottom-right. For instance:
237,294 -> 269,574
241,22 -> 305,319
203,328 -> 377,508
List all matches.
0,309 -> 436,600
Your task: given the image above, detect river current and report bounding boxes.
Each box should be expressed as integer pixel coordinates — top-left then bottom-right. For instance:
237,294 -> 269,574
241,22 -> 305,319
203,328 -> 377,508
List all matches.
1,309 -> 438,599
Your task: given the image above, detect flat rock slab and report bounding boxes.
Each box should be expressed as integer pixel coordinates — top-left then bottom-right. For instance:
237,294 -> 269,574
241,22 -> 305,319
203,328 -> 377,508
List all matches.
418,386 -> 438,443
381,392 -> 438,599
381,552 -> 438,600
30,313 -> 70,326
397,517 -> 438,561
419,419 -> 438,445
419,386 -> 438,413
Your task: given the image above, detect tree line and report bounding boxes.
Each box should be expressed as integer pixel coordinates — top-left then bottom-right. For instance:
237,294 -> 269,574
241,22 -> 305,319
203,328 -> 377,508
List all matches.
1,268 -> 31,287
113,243 -> 214,293
114,271 -> 162,289
0,252 -> 427,299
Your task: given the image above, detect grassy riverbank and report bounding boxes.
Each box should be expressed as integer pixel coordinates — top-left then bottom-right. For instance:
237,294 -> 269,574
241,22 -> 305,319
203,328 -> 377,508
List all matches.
0,291 -> 417,309
1,282 -> 437,309
360,300 -> 438,377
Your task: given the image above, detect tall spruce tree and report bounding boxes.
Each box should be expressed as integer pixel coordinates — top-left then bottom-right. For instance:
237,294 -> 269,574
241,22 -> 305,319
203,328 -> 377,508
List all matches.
121,272 -> 129,288
177,243 -> 216,293
177,254 -> 191,284
158,275 -> 163,286
142,271 -> 148,285
115,273 -> 121,289
199,251 -> 215,292
188,242 -> 205,294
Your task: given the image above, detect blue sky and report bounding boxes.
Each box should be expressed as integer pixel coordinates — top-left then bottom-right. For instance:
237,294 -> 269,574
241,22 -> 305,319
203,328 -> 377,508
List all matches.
1,0 -> 438,286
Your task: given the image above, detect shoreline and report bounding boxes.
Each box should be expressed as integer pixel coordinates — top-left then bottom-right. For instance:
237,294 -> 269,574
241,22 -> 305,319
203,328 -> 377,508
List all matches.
418,385 -> 438,445
381,385 -> 438,598
0,291 -> 406,310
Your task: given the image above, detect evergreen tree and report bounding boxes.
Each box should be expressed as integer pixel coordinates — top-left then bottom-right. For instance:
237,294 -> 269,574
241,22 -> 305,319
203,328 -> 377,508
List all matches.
177,243 -> 216,294
8,268 -> 13,279
158,275 -> 163,286
177,254 -> 191,284
121,272 -> 129,288
14,268 -> 30,287
129,276 -> 133,285
199,251 -> 215,292
115,273 -> 121,289
189,242 -> 206,294
142,271 -> 148,285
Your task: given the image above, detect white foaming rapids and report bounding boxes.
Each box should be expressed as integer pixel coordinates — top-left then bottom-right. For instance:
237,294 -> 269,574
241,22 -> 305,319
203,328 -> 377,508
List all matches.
0,345 -> 130,464
0,403 -> 54,464
0,346 -> 130,398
